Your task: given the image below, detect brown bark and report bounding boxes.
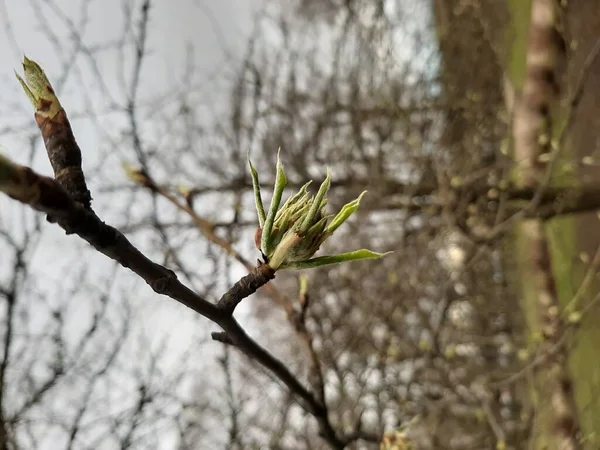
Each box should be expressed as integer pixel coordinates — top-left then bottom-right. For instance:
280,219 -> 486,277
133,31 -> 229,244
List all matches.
35,109 -> 92,210
217,264 -> 276,314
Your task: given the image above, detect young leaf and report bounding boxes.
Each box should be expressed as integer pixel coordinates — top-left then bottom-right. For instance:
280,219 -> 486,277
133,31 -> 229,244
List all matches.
261,150 -> 287,255
326,190 -> 367,234
284,249 -> 391,270
248,156 -> 266,227
16,56 -> 63,119
277,180 -> 312,218
300,168 -> 331,232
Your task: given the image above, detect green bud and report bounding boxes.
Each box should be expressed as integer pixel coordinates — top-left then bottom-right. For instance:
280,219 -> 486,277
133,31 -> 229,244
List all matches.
16,56 -> 63,119
249,151 -> 391,271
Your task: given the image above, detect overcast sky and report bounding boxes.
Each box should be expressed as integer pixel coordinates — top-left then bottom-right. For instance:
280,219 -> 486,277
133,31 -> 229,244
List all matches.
0,2 -> 260,447
1,0 -> 258,141
1,0 -> 256,76
0,0 -> 260,299
0,0 -> 264,326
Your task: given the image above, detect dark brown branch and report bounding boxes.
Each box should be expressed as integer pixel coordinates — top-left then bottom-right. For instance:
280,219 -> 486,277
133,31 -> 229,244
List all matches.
0,162 -> 347,449
490,185 -> 600,220
531,187 -> 600,219
217,264 -> 275,314
211,332 -> 234,345
176,175 -> 600,221
35,109 -> 92,210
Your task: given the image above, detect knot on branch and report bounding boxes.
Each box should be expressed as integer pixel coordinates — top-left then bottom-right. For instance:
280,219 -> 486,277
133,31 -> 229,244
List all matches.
150,269 -> 177,294
211,331 -> 234,345
217,263 -> 275,315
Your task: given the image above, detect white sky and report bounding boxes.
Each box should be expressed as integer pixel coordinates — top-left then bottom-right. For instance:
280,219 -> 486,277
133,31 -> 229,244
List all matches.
0,0 -> 260,317
0,1 -> 260,448
0,0 -> 259,309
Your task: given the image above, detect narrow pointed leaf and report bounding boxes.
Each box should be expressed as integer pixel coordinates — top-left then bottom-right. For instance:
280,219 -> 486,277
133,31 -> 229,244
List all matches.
15,73 -> 36,106
16,56 -> 63,119
277,180 -> 312,216
261,150 -> 287,255
305,215 -> 330,240
248,156 -> 266,226
300,168 -> 331,232
326,190 -> 367,234
284,249 -> 392,270
275,183 -> 311,223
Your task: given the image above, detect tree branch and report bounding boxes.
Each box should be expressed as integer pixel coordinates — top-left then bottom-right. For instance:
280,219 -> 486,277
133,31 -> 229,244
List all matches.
0,156 -> 347,448
18,57 -> 93,210
217,264 -> 275,314
511,1 -> 581,448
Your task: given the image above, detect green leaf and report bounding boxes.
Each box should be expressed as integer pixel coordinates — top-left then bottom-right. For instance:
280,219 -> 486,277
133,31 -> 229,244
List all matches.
248,155 -> 266,227
304,215 -> 330,241
275,183 -> 311,224
283,249 -> 391,270
15,73 -> 36,107
326,190 -> 367,234
300,168 -> 331,232
261,149 -> 287,255
277,181 -> 312,217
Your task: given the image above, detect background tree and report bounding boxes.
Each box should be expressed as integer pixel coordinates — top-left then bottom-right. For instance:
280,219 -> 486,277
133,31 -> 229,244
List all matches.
2,0 -> 600,449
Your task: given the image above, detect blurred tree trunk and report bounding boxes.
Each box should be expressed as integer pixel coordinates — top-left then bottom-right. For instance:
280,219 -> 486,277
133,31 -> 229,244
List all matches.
434,0 -> 600,448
